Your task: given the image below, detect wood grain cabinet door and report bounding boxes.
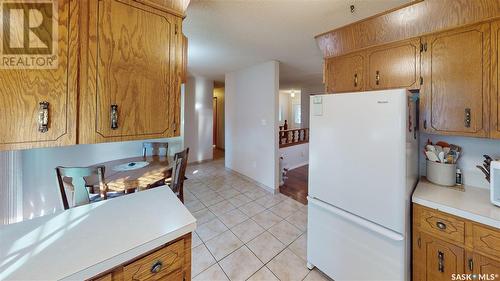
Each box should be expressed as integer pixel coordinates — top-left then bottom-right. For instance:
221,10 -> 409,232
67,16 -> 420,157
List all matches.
82,0 -> 179,143
420,23 -> 490,137
415,232 -> 465,281
0,0 -> 78,151
472,253 -> 500,275
325,52 -> 364,93
366,38 -> 421,90
492,20 -> 500,139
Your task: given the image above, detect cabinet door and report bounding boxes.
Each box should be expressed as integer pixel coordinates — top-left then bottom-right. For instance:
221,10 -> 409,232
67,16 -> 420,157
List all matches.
414,231 -> 465,281
82,0 -> 178,143
325,52 -> 364,93
473,253 -> 500,275
0,0 -> 78,151
492,20 -> 500,139
366,38 -> 421,90
420,23 -> 490,137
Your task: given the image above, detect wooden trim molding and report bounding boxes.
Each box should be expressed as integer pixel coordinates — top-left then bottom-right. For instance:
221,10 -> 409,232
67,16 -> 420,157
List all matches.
316,0 -> 500,58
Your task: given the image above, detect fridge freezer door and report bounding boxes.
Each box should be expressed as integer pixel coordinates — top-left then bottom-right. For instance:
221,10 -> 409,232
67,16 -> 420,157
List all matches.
309,89 -> 408,233
307,198 -> 408,281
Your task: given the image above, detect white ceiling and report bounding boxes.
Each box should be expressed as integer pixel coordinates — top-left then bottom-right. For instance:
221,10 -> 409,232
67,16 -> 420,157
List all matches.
183,0 -> 411,90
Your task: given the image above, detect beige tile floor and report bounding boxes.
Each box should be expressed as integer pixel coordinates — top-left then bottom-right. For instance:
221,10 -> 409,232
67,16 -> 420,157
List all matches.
185,159 -> 333,281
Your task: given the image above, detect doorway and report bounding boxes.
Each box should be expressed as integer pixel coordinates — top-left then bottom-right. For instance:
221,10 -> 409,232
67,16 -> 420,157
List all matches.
213,96 -> 218,146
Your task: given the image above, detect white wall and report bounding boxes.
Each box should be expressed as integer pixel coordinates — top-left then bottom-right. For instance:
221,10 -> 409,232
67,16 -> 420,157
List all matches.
280,143 -> 309,171
419,133 -> 500,189
278,91 -> 290,126
184,76 -> 214,163
300,84 -> 324,128
225,61 -> 280,192
21,137 -> 183,220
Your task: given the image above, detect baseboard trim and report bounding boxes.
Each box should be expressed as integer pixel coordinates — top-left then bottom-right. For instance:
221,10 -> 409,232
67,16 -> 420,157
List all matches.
225,168 -> 277,195
287,162 -> 309,171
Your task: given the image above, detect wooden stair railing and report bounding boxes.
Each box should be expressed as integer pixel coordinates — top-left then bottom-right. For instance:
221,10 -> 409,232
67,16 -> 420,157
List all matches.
279,128 -> 309,148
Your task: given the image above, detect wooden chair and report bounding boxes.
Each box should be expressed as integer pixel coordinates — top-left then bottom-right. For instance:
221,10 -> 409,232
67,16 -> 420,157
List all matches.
167,148 -> 189,203
55,166 -> 124,210
56,166 -> 107,210
142,142 -> 169,157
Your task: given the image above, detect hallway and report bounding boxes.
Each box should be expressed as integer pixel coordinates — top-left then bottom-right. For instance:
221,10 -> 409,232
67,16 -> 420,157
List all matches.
184,159 -> 329,281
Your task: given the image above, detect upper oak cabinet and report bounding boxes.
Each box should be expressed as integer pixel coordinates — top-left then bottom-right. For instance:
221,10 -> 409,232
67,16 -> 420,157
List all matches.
420,23 -> 490,137
366,38 -> 421,91
492,20 -> 500,139
79,0 -> 182,143
0,1 -> 78,151
325,52 -> 365,93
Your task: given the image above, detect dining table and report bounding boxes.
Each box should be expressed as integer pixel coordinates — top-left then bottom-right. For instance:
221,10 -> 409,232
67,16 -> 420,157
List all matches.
88,155 -> 175,192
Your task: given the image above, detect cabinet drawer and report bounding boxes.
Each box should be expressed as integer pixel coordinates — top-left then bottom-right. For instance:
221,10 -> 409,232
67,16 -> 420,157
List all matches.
123,239 -> 185,281
416,205 -> 465,244
472,224 -> 500,260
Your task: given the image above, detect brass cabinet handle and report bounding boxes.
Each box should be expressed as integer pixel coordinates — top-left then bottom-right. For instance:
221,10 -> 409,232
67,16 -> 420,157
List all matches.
111,104 -> 118,130
38,101 -> 49,133
354,73 -> 358,87
375,70 -> 380,85
438,251 -> 444,273
150,260 -> 163,273
464,108 -> 471,128
436,221 -> 447,230
468,258 -> 474,271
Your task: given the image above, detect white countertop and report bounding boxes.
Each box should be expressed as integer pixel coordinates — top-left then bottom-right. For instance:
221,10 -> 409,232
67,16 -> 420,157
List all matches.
413,178 -> 500,229
0,187 -> 196,281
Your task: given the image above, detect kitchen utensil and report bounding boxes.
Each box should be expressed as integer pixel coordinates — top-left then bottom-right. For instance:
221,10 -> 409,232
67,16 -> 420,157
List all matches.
436,141 -> 450,148
425,150 -> 439,162
438,151 -> 445,163
477,165 -> 490,182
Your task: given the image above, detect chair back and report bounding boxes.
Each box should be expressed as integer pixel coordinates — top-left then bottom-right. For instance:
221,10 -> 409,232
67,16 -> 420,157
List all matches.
55,166 -> 107,210
170,148 -> 189,202
143,142 -> 169,157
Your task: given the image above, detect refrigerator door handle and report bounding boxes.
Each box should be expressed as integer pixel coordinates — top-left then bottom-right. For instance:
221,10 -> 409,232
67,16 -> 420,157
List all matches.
308,197 -> 404,241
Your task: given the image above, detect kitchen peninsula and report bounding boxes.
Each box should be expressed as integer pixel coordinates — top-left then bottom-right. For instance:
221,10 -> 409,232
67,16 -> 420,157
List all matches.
0,187 -> 195,280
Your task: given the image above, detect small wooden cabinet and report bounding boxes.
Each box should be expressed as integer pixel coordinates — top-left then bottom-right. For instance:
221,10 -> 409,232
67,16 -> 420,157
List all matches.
366,38 -> 421,90
79,0 -> 182,144
324,38 -> 420,93
92,233 -> 191,281
0,0 -> 187,151
325,52 -> 365,93
0,0 -> 78,151
413,204 -> 500,280
414,231 -> 465,281
420,22 -> 490,137
471,253 -> 500,275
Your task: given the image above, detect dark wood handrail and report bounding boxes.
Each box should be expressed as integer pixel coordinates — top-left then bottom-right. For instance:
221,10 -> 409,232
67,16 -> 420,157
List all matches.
279,128 -> 309,148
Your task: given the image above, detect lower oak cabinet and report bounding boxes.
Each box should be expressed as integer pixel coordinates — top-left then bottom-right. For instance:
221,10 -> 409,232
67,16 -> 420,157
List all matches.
92,233 -> 191,281
413,204 -> 500,280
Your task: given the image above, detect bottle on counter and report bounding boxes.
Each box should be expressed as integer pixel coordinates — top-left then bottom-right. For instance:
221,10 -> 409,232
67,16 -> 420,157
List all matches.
456,168 -> 463,185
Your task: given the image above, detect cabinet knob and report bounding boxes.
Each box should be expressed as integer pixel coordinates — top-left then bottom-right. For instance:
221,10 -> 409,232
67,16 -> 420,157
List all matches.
354,73 -> 358,87
150,260 -> 163,273
375,71 -> 380,85
436,221 -> 447,230
111,104 -> 118,130
38,101 -> 49,133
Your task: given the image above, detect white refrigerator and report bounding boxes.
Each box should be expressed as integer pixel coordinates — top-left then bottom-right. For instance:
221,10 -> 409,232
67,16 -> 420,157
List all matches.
307,89 -> 418,281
